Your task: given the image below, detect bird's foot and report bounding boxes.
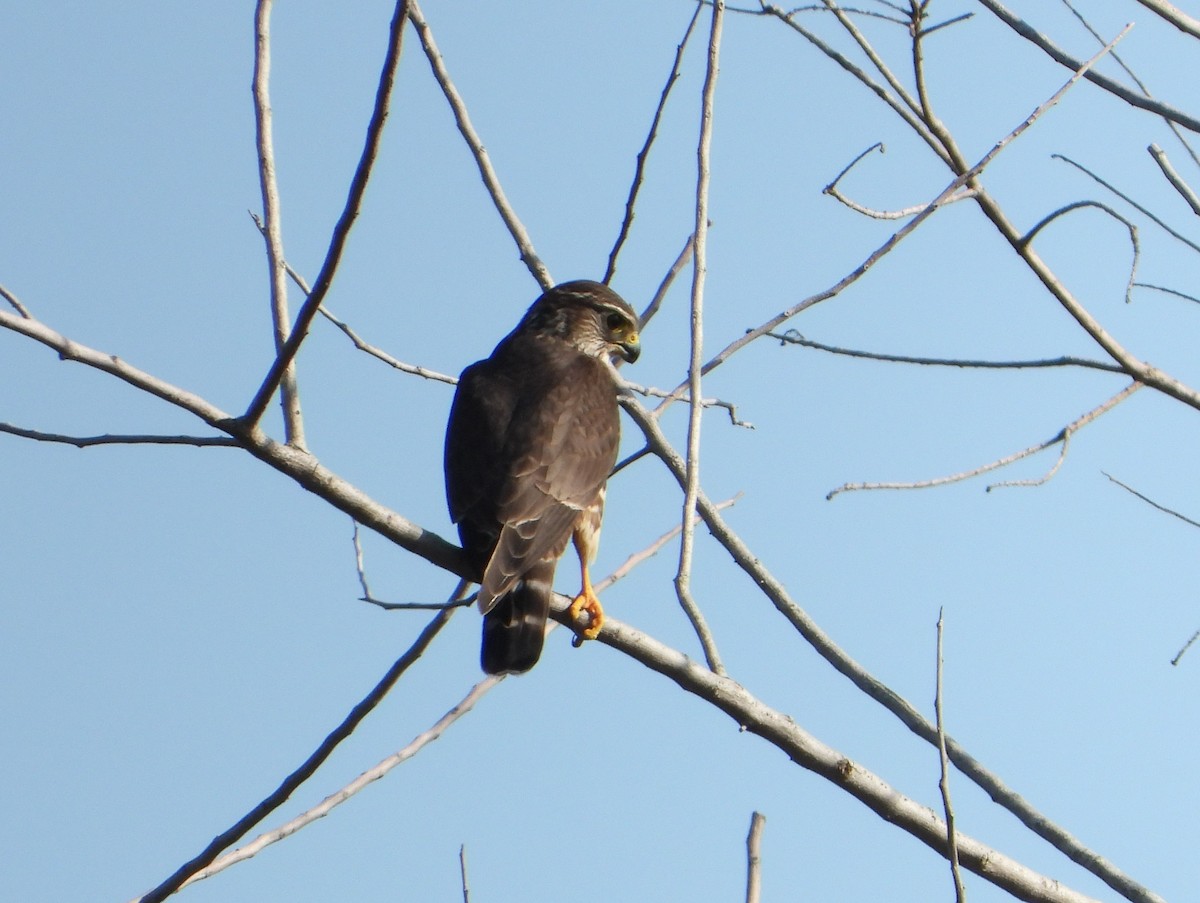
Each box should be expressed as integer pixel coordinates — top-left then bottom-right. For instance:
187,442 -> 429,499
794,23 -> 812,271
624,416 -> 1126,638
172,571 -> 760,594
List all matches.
567,590 -> 605,648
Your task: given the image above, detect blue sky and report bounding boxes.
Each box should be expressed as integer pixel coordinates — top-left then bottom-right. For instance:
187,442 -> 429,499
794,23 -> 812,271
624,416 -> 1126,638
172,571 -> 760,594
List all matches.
3,2 -> 1198,901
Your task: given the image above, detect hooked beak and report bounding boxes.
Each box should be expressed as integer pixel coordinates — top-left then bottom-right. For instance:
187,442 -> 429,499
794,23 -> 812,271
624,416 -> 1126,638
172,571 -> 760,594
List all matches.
618,332 -> 641,364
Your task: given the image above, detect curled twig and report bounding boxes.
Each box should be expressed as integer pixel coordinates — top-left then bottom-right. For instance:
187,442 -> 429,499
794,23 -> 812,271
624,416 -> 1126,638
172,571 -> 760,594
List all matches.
1021,200 -> 1140,303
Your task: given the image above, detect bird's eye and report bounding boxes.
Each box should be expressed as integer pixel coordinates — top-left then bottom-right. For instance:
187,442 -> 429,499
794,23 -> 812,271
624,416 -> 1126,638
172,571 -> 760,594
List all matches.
605,312 -> 626,331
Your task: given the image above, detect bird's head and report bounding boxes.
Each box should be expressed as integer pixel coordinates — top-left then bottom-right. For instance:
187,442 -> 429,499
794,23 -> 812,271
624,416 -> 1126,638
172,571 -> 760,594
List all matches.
522,280 -> 641,365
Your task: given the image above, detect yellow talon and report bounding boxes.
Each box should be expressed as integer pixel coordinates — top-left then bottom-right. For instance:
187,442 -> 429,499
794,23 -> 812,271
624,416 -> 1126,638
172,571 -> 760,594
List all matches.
566,569 -> 604,647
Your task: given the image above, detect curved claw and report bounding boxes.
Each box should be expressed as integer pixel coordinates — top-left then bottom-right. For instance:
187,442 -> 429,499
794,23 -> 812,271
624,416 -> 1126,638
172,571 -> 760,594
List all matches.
567,587 -> 604,646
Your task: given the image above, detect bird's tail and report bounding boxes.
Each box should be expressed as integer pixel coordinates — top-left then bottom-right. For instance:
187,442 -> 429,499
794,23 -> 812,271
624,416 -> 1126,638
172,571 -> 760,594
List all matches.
481,576 -> 551,674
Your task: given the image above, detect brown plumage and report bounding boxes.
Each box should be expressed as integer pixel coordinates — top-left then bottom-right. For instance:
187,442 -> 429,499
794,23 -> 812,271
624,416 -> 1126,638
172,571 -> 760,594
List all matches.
444,280 -> 641,674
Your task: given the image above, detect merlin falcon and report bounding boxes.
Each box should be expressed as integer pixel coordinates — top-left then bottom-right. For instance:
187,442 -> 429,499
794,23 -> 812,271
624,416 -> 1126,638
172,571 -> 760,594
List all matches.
444,280 -> 641,674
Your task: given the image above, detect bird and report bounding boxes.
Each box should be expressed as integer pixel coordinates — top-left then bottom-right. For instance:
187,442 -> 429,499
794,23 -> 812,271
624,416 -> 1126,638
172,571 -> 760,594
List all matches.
444,280 -> 641,674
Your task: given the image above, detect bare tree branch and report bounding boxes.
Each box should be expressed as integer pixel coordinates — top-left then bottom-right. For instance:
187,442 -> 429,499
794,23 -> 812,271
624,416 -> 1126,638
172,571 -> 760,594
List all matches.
1103,471 -> 1200,531
155,501 -> 732,893
622,395 -> 1161,903
745,811 -> 766,903
1052,154 -> 1200,255
1148,143 -> 1200,216
459,844 -> 472,903
252,0 -> 305,448
1171,629 -> 1200,666
1133,0 -> 1200,39
406,0 -> 553,291
1060,0 -> 1199,167
1021,200 -> 1140,303
827,382 -> 1141,498
1133,282 -> 1200,305
674,0 -> 726,677
600,603 -> 1104,903
0,424 -> 238,448
241,0 -> 410,430
0,282 -> 32,318
977,0 -> 1200,134
0,307 -> 472,580
639,232 -> 694,328
163,665 -> 503,897
936,609 -> 968,903
767,330 -> 1124,374
131,587 -> 464,903
605,4 -> 703,284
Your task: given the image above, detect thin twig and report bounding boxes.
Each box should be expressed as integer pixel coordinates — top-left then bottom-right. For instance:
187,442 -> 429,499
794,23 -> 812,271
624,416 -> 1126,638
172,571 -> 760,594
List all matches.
406,0 -> 552,291
248,215 -> 459,385
1102,471 -> 1200,530
824,141 -> 977,218
767,330 -> 1123,373
600,494 -> 739,594
605,4 -> 703,284
827,382 -> 1140,498
1061,0 -> 1199,168
1148,144 -> 1200,216
241,0 -> 409,429
639,233 -> 695,328
745,811 -> 766,903
131,585 -> 464,903
986,430 -> 1070,491
936,609 -> 968,903
252,0 -> 306,448
1171,629 -> 1200,666
1132,0 -> 1200,39
320,305 -> 458,384
1051,155 -> 1200,255
1021,200 -> 1140,303
675,0 -> 726,677
761,4 -> 949,166
352,519 -> 473,611
1132,282 -> 1200,305
459,844 -> 471,903
0,282 -> 32,318
0,424 -> 238,448
352,521 -> 374,600
625,380 -> 753,427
